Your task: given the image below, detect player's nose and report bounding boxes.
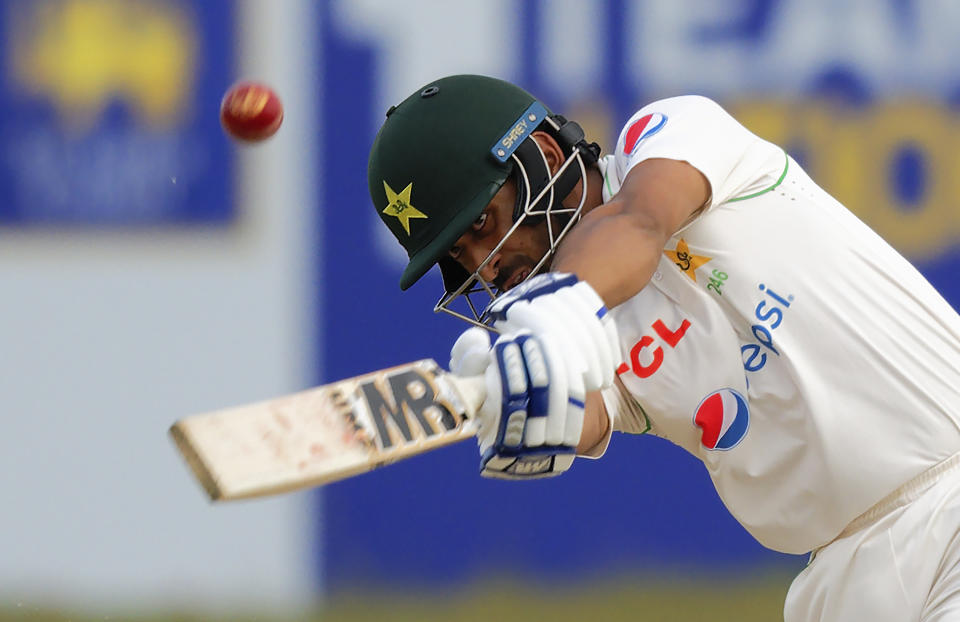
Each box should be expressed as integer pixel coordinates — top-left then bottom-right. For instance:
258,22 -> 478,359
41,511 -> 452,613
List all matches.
467,246 -> 499,283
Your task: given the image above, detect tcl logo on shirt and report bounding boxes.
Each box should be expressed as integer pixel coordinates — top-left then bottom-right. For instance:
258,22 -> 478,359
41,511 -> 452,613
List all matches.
617,317 -> 691,378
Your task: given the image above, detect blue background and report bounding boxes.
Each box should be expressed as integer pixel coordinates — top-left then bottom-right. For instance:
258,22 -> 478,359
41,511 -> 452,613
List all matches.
314,0 -> 851,590
0,0 -> 234,225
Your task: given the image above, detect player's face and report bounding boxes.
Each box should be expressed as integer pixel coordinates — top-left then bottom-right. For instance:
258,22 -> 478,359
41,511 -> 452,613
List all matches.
447,179 -> 551,292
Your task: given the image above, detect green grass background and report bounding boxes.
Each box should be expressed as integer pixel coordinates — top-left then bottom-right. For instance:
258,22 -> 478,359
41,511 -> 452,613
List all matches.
0,573 -> 795,621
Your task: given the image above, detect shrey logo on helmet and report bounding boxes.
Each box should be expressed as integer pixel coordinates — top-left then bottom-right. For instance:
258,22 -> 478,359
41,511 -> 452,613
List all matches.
693,388 -> 750,450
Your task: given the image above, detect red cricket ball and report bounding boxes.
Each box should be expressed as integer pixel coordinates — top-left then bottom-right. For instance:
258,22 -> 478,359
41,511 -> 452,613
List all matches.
220,81 -> 284,142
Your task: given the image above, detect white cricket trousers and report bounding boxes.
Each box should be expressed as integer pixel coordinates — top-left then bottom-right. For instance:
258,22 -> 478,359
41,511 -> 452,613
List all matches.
785,452 -> 960,621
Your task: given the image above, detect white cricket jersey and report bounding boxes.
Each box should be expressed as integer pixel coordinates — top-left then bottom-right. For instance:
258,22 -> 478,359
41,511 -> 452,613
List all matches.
596,95 -> 960,554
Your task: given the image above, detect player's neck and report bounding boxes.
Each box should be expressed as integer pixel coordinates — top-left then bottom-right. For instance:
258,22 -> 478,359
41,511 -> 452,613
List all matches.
580,166 -> 605,215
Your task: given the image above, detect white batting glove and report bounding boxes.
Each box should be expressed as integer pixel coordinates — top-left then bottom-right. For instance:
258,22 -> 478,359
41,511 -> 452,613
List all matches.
448,273 -> 621,480
449,326 -> 493,377
448,325 -> 584,479
478,330 -> 583,478
486,273 -> 621,396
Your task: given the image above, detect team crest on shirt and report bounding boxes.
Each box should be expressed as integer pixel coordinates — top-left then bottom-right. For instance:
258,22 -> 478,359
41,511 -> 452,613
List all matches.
664,239 -> 712,282
624,112 -> 667,154
693,388 -> 750,450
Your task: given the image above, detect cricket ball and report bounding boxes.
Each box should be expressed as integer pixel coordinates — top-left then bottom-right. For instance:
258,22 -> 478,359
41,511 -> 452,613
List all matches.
220,81 -> 284,142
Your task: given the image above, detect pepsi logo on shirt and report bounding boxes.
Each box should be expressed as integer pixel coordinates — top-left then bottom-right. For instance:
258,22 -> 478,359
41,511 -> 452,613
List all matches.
693,388 -> 750,450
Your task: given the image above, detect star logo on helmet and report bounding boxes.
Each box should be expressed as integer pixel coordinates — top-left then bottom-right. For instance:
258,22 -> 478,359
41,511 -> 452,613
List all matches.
664,239 -> 711,282
382,181 -> 427,235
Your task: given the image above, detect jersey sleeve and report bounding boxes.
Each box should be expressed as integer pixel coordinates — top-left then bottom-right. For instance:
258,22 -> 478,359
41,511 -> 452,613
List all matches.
613,95 -> 784,212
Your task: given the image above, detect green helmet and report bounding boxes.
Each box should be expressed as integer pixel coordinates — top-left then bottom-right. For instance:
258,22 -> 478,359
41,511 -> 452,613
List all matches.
368,74 -> 600,323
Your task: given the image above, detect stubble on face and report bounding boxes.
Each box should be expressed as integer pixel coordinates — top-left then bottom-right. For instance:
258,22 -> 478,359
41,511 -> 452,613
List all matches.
492,218 -> 555,292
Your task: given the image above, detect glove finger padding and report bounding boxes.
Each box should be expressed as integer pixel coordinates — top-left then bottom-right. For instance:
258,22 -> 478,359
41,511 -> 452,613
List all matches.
476,340 -> 513,471
474,273 -> 620,480
478,331 -> 579,479
517,334 -> 550,448
538,331 -> 584,448
495,304 -> 578,446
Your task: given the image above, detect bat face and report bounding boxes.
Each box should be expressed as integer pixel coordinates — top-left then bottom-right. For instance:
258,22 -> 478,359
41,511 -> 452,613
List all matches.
353,364 -> 463,450
170,359 -> 484,501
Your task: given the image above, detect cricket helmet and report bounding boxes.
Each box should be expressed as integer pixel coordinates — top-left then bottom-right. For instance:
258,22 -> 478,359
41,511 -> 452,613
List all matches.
367,74 -> 600,325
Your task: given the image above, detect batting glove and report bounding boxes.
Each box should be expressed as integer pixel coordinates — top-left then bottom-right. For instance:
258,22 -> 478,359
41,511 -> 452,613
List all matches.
481,329 -> 585,478
449,326 -> 584,479
486,272 -> 621,396
449,326 -> 493,378
448,273 -> 621,480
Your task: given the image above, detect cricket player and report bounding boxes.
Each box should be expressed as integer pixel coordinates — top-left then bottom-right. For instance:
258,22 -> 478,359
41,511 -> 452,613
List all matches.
367,74 -> 960,621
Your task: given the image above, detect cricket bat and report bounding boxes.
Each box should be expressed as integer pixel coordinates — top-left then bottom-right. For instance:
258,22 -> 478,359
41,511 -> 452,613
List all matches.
169,359 -> 486,501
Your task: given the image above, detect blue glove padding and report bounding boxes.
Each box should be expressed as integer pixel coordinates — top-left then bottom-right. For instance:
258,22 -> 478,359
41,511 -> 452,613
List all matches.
477,331 -> 583,479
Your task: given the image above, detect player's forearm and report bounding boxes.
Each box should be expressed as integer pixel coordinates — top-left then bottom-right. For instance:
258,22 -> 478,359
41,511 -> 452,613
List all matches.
553,159 -> 710,307
552,198 -> 667,308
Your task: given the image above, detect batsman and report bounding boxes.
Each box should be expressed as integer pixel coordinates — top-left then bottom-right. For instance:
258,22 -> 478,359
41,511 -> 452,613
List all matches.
367,75 -> 960,621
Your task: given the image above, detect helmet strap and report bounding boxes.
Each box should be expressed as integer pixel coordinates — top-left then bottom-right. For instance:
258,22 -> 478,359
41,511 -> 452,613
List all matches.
510,115 -> 601,222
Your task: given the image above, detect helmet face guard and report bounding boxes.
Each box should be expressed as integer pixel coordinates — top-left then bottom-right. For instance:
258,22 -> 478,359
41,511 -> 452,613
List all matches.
434,112 -> 599,329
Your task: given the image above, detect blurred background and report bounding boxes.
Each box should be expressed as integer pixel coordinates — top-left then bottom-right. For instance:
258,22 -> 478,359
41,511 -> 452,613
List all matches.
1,0 -> 958,620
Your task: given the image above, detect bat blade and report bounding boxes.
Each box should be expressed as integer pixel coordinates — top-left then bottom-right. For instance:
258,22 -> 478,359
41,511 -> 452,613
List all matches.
169,359 -> 485,501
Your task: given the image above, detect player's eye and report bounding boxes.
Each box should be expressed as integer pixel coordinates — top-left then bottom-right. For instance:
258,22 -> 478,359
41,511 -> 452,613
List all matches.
471,212 -> 488,232
449,213 -> 489,260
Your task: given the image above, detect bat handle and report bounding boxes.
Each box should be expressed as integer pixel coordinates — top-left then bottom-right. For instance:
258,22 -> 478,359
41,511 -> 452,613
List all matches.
446,373 -> 487,420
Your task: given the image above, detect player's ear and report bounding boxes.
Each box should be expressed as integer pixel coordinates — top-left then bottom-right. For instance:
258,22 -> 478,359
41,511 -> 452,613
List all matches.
531,130 -> 565,176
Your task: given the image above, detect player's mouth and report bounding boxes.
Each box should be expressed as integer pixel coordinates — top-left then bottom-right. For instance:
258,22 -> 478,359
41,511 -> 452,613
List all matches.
501,268 -> 531,292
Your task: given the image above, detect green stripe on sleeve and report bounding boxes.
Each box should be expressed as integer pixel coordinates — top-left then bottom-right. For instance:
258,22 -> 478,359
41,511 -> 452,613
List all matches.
727,150 -> 789,203
603,167 -> 615,198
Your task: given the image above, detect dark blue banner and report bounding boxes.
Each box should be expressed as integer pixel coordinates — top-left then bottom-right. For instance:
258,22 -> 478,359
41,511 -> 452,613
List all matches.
317,0 -> 960,591
317,1 -> 800,591
0,0 -> 234,225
